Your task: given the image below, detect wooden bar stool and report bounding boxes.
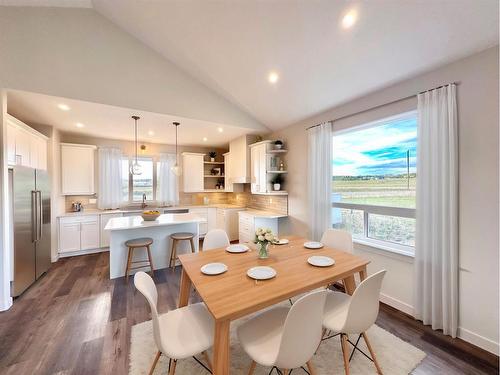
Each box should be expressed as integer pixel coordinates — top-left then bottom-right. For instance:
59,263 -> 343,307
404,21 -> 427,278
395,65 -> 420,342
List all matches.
169,232 -> 196,268
125,237 -> 154,279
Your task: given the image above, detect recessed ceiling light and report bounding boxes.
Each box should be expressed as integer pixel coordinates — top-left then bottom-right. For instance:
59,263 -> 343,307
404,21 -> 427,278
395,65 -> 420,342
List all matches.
76,122 -> 85,128
148,130 -> 155,136
342,9 -> 357,29
268,71 -> 279,84
217,127 -> 224,133
203,137 -> 208,142
58,103 -> 70,111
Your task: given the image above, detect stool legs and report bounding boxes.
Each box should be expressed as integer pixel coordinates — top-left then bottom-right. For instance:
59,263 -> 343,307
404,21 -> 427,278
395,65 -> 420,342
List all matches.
125,245 -> 155,279
169,239 -> 178,268
189,238 -> 196,253
146,245 -> 155,277
125,247 -> 133,280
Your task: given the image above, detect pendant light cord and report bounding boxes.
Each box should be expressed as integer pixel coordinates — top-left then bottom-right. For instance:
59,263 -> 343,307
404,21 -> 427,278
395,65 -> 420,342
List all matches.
135,118 -> 138,163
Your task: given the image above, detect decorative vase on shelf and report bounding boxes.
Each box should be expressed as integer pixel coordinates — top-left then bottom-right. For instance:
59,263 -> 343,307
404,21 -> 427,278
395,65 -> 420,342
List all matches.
210,157 -> 215,162
273,183 -> 281,191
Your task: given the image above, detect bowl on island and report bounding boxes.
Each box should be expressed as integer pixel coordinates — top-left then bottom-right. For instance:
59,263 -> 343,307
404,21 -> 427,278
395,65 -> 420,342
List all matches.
141,210 -> 161,221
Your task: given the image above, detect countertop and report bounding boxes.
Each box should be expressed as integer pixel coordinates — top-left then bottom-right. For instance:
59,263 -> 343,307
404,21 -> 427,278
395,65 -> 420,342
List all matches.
104,213 -> 207,231
239,209 -> 288,219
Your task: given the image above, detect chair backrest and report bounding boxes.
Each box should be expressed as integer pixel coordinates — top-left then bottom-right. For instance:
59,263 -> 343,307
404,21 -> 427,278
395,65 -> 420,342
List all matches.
343,270 -> 386,334
134,272 -> 164,352
203,229 -> 230,251
274,290 -> 328,369
321,228 -> 353,253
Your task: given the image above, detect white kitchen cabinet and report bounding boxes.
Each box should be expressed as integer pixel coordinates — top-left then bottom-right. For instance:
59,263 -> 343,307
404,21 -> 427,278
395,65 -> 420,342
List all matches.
217,208 -> 245,241
61,143 -> 96,195
100,213 -> 123,248
238,211 -> 286,244
229,134 -> 258,183
250,141 -> 268,194
58,215 -> 100,254
189,207 -> 217,237
6,114 -> 48,170
207,207 -> 217,232
182,153 -> 204,192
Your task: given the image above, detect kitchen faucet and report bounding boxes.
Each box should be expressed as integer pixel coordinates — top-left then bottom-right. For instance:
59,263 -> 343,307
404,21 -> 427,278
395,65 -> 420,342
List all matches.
141,193 -> 147,209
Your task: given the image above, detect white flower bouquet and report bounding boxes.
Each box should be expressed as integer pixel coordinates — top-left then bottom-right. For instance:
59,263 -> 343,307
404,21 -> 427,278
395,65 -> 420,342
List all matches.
254,227 -> 276,259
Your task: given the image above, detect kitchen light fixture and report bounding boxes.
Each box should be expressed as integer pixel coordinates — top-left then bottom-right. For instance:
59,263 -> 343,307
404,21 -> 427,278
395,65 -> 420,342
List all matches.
76,122 -> 85,128
171,122 -> 181,176
148,130 -> 155,136
342,9 -> 357,29
130,115 -> 143,175
203,137 -> 208,142
217,127 -> 224,133
268,71 -> 279,84
58,103 -> 70,111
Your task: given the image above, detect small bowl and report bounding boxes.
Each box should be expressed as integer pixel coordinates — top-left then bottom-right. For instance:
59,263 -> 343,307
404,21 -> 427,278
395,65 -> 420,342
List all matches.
141,212 -> 160,221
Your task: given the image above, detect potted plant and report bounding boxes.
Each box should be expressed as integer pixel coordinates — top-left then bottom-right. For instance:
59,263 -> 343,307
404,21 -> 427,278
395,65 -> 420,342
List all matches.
208,151 -> 217,162
274,140 -> 284,150
254,228 -> 276,259
271,174 -> 283,191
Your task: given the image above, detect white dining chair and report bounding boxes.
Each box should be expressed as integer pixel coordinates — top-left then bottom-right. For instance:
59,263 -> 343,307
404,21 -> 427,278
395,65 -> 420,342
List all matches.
134,271 -> 214,375
322,270 -> 386,375
202,229 -> 230,251
321,228 -> 353,253
237,290 -> 328,375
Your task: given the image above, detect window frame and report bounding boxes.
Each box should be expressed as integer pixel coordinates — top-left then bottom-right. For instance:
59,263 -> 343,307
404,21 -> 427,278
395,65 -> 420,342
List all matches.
331,110 -> 417,257
122,155 -> 157,204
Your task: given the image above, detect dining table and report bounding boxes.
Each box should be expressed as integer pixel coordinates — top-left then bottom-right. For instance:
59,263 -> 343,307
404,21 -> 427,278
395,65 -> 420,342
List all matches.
177,235 -> 370,375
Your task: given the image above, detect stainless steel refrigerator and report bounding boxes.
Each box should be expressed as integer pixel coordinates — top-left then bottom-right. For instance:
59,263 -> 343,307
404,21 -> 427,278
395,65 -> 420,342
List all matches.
9,166 -> 51,297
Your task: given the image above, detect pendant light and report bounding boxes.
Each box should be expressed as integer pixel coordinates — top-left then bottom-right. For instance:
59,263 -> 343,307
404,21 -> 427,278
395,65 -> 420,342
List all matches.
171,121 -> 181,176
130,115 -> 143,175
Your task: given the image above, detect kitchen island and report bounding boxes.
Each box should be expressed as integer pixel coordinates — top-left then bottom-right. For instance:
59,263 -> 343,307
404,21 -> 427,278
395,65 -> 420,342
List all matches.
105,213 -> 206,279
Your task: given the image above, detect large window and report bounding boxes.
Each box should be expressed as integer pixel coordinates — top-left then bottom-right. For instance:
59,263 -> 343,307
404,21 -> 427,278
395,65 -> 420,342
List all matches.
121,157 -> 155,203
332,112 -> 417,254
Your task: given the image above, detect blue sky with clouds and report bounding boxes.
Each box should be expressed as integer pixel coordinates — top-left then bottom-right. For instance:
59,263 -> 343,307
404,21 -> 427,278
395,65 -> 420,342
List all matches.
332,116 -> 417,176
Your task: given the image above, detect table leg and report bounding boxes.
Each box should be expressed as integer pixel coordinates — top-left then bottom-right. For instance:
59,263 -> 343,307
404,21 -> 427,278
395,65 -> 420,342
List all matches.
359,266 -> 367,281
213,319 -> 231,375
343,274 -> 356,295
178,267 -> 192,308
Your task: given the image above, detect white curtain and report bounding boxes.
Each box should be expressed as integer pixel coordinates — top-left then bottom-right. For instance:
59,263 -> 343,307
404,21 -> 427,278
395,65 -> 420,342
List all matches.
157,153 -> 179,206
414,84 -> 458,337
307,122 -> 333,241
97,147 -> 123,210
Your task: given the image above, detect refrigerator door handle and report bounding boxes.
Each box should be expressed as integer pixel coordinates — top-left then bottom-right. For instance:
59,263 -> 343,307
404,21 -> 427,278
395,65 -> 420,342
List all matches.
37,190 -> 43,241
31,190 -> 37,243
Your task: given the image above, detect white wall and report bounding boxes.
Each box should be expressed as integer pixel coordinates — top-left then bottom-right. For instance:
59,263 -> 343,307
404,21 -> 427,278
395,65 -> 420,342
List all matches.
0,6 -> 265,132
273,46 -> 499,354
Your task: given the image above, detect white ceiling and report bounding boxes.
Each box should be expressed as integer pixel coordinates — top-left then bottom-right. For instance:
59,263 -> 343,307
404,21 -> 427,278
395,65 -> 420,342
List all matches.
7,90 -> 259,147
90,0 -> 499,130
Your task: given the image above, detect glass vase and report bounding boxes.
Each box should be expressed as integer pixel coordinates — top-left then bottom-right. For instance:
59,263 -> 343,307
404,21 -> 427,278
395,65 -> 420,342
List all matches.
258,242 -> 269,259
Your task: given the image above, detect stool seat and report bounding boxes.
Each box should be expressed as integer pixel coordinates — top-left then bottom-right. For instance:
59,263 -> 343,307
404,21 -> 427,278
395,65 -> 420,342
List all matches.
125,237 -> 154,247
170,232 -> 195,240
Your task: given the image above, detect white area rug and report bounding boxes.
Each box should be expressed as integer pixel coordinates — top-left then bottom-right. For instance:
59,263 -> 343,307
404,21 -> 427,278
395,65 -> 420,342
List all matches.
130,309 -> 426,375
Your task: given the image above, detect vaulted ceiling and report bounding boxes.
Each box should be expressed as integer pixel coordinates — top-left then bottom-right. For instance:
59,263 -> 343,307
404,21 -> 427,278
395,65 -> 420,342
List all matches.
2,0 -> 499,130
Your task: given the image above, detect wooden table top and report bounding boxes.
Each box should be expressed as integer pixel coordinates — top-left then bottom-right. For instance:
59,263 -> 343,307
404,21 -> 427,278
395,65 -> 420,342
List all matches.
178,236 -> 370,321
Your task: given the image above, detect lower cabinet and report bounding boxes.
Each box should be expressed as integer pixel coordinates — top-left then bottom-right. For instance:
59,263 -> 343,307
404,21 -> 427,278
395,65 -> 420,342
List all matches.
58,215 -> 100,254
217,208 -> 245,241
238,211 -> 285,243
100,213 -> 123,248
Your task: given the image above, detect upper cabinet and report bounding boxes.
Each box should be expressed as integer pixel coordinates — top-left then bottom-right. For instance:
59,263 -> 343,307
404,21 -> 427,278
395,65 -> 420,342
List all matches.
249,140 -> 288,195
61,143 -> 96,195
182,152 -> 204,192
229,134 -> 258,183
6,114 -> 48,170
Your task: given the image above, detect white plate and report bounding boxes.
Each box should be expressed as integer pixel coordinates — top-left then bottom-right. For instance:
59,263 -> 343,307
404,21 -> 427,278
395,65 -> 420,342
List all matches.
304,241 -> 324,249
247,266 -> 277,280
274,238 -> 289,245
308,256 -> 335,267
201,263 -> 228,275
226,244 -> 250,253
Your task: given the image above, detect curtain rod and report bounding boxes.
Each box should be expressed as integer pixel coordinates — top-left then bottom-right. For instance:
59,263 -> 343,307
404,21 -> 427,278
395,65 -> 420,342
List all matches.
306,81 -> 460,131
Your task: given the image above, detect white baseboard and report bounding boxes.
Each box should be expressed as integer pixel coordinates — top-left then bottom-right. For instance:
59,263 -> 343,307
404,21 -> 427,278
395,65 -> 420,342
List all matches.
380,293 -> 414,316
457,327 -> 500,356
58,247 -> 109,258
0,297 -> 13,311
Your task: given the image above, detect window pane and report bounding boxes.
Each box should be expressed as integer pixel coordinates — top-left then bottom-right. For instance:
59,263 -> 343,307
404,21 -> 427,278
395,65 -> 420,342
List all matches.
332,207 -> 364,238
121,159 -> 129,202
368,213 -> 415,247
132,158 -> 153,201
332,114 -> 417,209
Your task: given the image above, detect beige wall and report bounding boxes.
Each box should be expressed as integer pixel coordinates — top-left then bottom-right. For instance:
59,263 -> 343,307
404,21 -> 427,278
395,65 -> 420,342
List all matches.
272,46 -> 499,353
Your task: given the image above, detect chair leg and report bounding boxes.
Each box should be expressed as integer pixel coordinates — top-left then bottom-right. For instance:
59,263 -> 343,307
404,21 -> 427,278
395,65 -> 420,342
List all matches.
168,359 -> 177,375
148,350 -> 161,375
248,360 -> 257,375
189,237 -> 196,253
202,351 -> 212,371
125,247 -> 133,280
362,332 -> 383,374
169,239 -> 177,268
146,245 -> 154,277
341,334 -> 350,375
306,360 -> 317,375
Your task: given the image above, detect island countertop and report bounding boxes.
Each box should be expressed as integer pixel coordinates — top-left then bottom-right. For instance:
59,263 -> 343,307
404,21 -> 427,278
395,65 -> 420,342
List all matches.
104,213 -> 207,231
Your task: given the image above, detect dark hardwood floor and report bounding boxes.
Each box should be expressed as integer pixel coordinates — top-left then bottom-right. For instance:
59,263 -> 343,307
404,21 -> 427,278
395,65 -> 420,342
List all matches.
0,252 -> 498,374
